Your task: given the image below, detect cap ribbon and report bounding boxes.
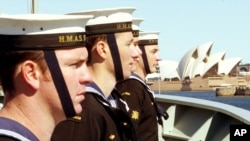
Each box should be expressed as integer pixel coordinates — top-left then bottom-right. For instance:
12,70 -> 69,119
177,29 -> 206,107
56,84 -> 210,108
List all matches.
0,33 -> 86,50
139,45 -> 151,74
138,39 -> 158,45
132,30 -> 139,37
86,22 -> 132,35
44,50 -> 76,118
107,33 -> 124,81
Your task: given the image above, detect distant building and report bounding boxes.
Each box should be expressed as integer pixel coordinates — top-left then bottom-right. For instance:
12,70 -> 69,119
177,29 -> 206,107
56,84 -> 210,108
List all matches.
147,41 -> 243,81
238,63 -> 250,76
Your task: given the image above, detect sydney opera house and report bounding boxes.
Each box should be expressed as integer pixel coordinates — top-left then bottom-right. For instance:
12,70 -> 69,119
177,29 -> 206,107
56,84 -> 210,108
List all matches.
147,41 -> 250,91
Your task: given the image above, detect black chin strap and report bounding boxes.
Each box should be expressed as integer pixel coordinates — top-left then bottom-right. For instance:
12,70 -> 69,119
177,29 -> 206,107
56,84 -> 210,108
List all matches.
139,45 -> 151,74
43,50 -> 76,118
106,33 -> 124,81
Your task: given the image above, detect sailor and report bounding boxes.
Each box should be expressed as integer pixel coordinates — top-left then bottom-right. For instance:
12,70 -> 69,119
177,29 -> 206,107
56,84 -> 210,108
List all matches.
130,18 -> 144,72
0,14 -> 93,141
116,31 -> 169,141
52,7 -> 140,141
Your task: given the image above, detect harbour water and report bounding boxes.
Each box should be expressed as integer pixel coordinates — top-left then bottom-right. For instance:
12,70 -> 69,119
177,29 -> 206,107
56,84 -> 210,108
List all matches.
156,91 -> 250,111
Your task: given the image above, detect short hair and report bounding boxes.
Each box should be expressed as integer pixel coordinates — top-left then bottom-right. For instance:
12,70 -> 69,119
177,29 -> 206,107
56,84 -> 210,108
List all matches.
86,34 -> 107,63
0,50 -> 48,94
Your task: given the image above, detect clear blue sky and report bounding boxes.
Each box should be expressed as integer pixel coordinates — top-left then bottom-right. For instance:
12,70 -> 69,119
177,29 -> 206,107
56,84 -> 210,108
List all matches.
1,0 -> 250,64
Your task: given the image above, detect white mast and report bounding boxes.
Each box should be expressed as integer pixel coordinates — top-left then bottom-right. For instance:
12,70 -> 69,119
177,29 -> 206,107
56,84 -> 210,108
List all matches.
31,0 -> 37,14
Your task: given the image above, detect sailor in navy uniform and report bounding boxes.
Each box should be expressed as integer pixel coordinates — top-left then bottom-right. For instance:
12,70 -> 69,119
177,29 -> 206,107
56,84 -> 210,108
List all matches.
52,7 -> 140,141
116,31 -> 168,141
0,14 -> 93,140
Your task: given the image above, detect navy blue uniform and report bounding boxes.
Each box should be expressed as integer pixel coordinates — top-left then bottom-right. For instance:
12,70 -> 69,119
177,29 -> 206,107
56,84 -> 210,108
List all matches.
0,117 -> 39,141
52,82 -> 139,141
116,73 -> 167,141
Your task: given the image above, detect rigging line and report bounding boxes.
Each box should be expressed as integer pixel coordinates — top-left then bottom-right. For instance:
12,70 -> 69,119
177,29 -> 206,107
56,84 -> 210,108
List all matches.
27,0 -> 31,14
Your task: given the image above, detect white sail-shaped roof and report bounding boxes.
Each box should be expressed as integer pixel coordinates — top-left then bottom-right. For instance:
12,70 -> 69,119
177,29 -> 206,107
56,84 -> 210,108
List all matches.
218,57 -> 242,75
178,46 -> 198,79
147,41 -> 242,81
191,57 -> 205,78
158,60 -> 180,80
197,41 -> 213,57
190,42 -> 213,78
146,73 -> 160,80
201,51 -> 226,77
183,58 -> 196,79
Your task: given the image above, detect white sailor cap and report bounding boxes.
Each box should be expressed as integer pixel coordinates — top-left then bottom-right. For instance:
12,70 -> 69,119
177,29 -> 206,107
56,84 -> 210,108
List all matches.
132,18 -> 144,37
0,14 -> 93,50
139,31 -> 160,45
67,7 -> 136,35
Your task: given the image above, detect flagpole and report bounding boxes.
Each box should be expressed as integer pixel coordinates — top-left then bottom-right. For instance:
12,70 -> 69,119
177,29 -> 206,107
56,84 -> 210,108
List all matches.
31,0 -> 37,14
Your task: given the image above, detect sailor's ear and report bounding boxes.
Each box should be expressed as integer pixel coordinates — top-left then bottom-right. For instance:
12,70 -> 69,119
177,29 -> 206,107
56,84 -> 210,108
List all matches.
95,40 -> 109,59
21,60 -> 40,90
